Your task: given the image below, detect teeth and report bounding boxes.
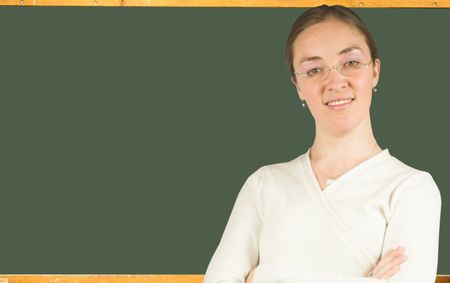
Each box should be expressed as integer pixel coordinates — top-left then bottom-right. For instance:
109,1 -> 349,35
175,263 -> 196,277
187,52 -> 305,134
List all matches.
328,99 -> 353,106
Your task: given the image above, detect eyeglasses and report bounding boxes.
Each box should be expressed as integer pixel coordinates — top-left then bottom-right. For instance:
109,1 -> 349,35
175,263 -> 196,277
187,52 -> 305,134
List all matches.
293,60 -> 373,83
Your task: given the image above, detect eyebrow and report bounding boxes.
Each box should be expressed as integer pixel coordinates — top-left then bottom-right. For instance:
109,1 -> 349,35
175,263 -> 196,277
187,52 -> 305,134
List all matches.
298,46 -> 363,64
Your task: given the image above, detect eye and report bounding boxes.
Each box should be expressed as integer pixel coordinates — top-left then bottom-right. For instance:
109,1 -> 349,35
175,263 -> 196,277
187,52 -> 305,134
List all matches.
344,60 -> 361,68
306,67 -> 323,77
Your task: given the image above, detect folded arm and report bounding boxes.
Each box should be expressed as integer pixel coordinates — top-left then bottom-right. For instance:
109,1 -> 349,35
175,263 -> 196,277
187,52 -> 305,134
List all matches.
204,171 -> 441,283
204,170 -> 263,283
250,172 -> 441,283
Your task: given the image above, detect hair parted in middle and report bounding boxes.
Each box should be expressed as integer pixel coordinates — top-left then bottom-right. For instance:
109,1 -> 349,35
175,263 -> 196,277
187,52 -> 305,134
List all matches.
285,5 -> 379,83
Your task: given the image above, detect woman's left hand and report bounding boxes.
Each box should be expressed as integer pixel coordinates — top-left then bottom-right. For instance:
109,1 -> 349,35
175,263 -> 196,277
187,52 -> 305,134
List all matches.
246,267 -> 256,283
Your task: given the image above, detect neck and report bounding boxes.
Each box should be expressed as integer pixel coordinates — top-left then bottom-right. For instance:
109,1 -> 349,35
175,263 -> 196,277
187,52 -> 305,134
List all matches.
309,114 -> 381,165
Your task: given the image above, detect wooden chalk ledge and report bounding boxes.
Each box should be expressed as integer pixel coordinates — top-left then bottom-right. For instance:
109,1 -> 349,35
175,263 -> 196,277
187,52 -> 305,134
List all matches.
0,275 -> 450,283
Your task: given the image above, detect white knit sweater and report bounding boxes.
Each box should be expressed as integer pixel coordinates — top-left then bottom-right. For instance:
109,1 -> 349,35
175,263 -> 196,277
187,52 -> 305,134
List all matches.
204,149 -> 441,283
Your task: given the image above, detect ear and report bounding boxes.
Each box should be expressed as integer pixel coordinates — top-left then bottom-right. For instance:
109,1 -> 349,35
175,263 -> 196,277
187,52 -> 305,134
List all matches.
372,58 -> 381,88
290,76 -> 304,101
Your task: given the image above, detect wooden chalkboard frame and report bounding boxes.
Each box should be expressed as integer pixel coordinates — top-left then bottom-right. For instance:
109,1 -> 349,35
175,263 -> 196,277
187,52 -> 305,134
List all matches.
0,0 -> 449,7
0,0 -> 447,279
0,275 -> 449,283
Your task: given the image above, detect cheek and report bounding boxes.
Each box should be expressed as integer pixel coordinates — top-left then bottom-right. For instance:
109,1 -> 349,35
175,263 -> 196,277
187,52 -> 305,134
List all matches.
352,78 -> 374,117
354,75 -> 372,92
352,76 -> 374,99
300,84 -> 322,101
301,86 -> 326,120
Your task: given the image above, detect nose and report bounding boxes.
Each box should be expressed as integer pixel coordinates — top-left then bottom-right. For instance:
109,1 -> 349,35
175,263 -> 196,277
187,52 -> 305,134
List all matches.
325,66 -> 347,92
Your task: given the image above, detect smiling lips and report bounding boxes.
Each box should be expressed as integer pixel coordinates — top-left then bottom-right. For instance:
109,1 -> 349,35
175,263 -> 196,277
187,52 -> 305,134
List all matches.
325,97 -> 355,106
324,97 -> 355,110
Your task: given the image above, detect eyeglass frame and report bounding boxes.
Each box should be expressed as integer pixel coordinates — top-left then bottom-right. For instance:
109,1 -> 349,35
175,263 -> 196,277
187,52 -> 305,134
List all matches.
292,60 -> 374,82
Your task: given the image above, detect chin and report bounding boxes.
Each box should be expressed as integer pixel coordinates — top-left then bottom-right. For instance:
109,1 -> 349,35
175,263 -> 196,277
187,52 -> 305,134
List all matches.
313,106 -> 371,135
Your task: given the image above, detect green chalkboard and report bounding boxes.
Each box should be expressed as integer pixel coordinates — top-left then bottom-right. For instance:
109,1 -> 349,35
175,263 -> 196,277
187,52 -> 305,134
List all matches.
0,7 -> 448,274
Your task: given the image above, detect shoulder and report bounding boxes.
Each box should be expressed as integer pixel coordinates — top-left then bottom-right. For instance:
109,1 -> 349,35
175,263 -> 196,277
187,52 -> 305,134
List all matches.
386,153 -> 438,188
372,150 -> 438,189
246,153 -> 305,185
238,153 -> 306,199
237,154 -> 306,219
384,154 -> 441,212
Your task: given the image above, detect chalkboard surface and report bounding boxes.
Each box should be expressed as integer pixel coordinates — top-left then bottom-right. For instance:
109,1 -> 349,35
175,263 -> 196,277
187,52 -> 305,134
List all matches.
0,7 -> 448,273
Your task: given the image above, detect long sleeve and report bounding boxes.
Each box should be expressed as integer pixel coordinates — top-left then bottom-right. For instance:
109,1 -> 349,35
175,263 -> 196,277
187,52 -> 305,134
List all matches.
252,263 -> 391,283
251,171 -> 441,283
204,170 -> 263,283
379,172 -> 441,283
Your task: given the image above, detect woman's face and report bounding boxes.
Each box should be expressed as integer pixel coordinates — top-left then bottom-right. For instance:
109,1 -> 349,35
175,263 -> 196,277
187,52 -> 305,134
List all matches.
291,18 -> 381,135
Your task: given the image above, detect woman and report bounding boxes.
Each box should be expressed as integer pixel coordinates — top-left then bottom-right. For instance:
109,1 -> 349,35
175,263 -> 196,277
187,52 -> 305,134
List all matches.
204,5 -> 441,283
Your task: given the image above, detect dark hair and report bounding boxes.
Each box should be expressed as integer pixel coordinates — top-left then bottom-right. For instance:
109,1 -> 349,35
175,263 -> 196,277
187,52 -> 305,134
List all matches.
285,5 -> 378,82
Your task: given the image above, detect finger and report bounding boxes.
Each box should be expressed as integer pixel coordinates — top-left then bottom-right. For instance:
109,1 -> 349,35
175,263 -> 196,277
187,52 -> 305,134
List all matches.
374,263 -> 395,279
394,254 -> 408,265
372,248 -> 406,275
374,254 -> 407,279
246,268 -> 256,283
387,247 -> 405,259
378,264 -> 400,279
377,257 -> 406,278
375,253 -> 405,276
372,248 -> 397,274
380,247 -> 405,265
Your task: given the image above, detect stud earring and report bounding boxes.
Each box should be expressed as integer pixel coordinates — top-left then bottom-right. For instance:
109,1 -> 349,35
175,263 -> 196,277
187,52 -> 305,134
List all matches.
373,87 -> 378,93
301,100 -> 306,108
